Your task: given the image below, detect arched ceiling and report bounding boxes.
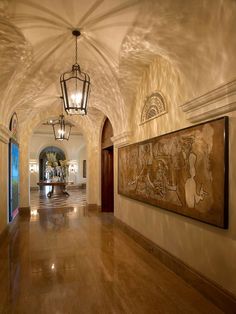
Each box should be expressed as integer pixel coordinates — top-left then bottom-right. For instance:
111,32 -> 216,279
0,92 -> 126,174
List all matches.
120,0 -> 236,108
19,104 -> 105,147
0,0 -> 140,133
1,0 -> 236,135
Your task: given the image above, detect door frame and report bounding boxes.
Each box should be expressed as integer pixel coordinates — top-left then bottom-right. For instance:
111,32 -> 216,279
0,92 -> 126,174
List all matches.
101,145 -> 114,212
99,117 -> 115,211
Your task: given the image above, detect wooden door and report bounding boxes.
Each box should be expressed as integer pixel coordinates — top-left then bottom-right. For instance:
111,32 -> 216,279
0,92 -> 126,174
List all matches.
102,146 -> 114,212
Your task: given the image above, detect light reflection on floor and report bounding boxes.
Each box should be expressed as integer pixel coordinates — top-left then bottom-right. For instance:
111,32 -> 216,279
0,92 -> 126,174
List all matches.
30,189 -> 87,223
0,189 -> 224,314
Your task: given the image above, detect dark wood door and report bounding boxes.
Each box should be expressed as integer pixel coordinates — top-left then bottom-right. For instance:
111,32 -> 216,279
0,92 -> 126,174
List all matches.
102,146 -> 114,212
39,158 -> 44,181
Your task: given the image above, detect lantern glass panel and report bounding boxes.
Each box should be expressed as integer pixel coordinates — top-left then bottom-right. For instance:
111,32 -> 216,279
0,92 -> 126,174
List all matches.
52,116 -> 71,141
61,73 -> 90,115
60,30 -> 90,116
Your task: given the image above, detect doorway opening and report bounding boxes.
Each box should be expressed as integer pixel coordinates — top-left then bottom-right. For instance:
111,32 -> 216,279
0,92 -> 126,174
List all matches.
101,118 -> 114,212
39,146 -> 65,181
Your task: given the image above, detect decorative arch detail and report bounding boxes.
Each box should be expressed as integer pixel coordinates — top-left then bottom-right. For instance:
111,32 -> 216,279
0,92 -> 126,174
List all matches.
39,146 -> 66,160
9,112 -> 18,141
38,146 -> 66,181
141,92 -> 167,124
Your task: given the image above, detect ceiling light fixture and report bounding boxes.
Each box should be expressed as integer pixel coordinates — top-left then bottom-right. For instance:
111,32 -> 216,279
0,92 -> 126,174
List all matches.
60,29 -> 90,116
52,97 -> 72,141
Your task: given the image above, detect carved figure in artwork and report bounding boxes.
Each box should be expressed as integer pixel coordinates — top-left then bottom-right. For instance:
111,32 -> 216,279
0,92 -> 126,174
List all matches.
149,159 -> 181,205
128,143 -> 153,197
180,136 -> 207,208
185,150 -> 207,208
150,159 -> 171,197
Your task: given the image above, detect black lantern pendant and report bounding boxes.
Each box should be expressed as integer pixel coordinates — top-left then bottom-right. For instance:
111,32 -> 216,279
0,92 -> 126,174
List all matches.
60,30 -> 90,115
52,115 -> 72,141
52,97 -> 72,141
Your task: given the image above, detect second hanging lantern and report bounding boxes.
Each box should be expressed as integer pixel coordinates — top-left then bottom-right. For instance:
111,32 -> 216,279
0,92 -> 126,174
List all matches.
52,97 -> 72,141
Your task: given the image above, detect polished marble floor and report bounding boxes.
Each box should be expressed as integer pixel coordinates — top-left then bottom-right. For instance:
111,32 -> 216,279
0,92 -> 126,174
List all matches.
0,189 -> 223,314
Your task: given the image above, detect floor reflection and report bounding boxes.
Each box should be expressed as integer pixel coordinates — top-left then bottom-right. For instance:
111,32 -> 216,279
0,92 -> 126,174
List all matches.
0,190 -> 224,314
37,207 -> 72,231
30,188 -> 86,210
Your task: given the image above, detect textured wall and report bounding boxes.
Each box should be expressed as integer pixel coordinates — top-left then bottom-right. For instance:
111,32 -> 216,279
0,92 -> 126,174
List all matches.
78,146 -> 87,184
0,0 -> 236,297
86,142 -> 100,205
115,57 -> 236,296
119,0 -> 236,112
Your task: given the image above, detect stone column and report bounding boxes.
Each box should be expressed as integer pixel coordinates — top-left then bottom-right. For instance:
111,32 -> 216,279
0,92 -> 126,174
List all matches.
86,141 -> 100,208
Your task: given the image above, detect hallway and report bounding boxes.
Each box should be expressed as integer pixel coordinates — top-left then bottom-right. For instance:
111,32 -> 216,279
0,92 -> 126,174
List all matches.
0,191 -> 223,314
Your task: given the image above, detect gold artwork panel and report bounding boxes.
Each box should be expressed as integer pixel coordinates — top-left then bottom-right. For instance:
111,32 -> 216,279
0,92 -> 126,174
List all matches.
118,117 -> 228,228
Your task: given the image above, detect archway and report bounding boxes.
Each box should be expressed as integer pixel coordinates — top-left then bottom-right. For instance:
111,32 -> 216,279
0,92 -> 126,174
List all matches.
39,146 -> 66,181
101,118 -> 114,212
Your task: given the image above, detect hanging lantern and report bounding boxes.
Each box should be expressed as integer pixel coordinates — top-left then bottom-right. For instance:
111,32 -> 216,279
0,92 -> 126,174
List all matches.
60,30 -> 90,115
52,114 -> 72,141
51,97 -> 72,141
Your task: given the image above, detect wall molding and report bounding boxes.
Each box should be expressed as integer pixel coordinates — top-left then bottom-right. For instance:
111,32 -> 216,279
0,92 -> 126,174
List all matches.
111,131 -> 133,147
115,217 -> 236,313
181,79 -> 236,123
0,124 -> 11,144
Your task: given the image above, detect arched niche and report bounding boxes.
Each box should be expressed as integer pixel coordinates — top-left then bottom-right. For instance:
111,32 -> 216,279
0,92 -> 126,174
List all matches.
39,146 -> 66,181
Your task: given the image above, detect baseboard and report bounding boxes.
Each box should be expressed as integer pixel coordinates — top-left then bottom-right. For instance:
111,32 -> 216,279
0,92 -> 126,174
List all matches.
67,185 -> 79,190
87,203 -> 101,211
19,207 -> 31,215
0,225 -> 8,244
30,187 -> 39,191
0,216 -> 19,245
115,217 -> 236,313
67,184 -> 86,190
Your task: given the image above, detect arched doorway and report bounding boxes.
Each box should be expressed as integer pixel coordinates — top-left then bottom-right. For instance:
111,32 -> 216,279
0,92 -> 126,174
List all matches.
39,146 -> 66,181
101,118 -> 114,212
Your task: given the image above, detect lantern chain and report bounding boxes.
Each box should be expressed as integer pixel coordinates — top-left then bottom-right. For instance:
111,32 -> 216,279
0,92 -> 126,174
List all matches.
75,34 -> 78,65
60,96 -> 64,115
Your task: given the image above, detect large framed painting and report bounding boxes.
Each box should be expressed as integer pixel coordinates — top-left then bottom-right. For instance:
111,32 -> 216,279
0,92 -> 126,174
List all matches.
9,139 -> 19,222
118,117 -> 228,228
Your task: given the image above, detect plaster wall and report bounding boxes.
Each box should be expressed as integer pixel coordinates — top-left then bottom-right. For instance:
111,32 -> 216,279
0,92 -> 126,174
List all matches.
29,133 -> 86,187
86,142 -> 100,206
19,138 -> 30,208
114,58 -> 236,296
77,146 -> 86,184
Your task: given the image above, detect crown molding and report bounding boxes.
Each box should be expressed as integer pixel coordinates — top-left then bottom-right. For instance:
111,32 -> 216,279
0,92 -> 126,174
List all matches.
111,131 -> 133,147
0,124 -> 11,144
180,79 -> 236,123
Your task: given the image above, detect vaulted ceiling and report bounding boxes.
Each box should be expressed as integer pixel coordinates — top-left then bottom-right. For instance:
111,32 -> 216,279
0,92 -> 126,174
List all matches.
1,0 -> 236,136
